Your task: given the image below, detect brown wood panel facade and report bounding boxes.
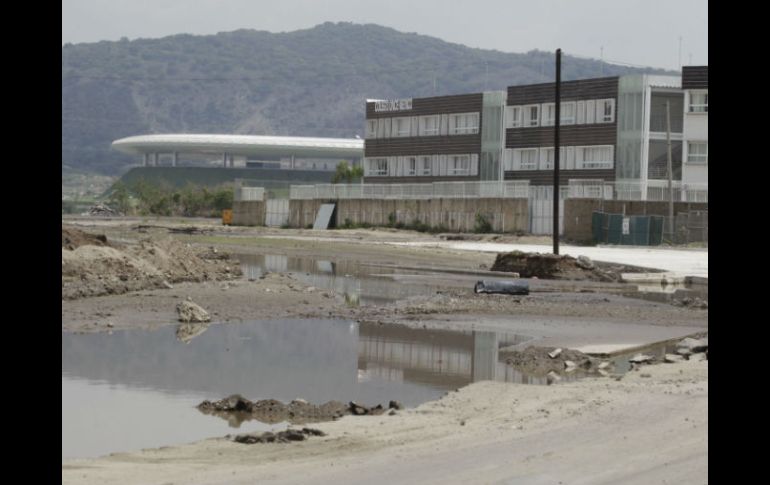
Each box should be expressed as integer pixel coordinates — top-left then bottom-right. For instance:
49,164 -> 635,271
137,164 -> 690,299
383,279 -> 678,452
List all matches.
504,169 -> 615,185
365,135 -> 481,157
505,124 -> 616,149
507,77 -> 618,105
682,66 -> 708,89
366,93 -> 483,119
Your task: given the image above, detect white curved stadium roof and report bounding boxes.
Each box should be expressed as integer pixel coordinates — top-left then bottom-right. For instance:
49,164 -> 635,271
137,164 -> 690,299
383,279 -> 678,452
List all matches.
112,134 -> 364,159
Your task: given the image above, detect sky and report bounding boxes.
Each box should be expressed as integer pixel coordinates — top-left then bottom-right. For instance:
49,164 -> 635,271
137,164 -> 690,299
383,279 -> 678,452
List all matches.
62,0 -> 707,71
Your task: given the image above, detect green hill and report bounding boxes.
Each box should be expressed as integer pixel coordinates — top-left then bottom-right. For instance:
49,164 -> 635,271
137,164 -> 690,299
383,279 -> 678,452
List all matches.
62,22 -> 673,175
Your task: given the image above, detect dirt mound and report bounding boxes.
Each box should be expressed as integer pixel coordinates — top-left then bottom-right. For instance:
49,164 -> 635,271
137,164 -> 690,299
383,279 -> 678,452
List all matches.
500,346 -> 598,376
490,251 -> 618,281
62,226 -> 113,250
61,227 -> 241,300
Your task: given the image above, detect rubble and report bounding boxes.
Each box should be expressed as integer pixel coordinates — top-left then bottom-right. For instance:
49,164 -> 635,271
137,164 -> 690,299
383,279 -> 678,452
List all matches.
489,251 -> 618,282
233,428 -> 326,444
502,346 -> 596,376
197,395 -> 403,425
176,300 -> 211,323
628,354 -> 653,364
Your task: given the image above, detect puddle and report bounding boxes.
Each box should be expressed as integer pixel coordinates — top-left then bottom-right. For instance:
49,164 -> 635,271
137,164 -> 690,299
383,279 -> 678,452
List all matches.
234,254 -> 453,305
625,279 -> 708,305
62,319 -> 535,459
62,316 -> 689,459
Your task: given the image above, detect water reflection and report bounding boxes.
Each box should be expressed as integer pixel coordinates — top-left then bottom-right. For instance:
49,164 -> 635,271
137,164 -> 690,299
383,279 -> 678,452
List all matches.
235,254 -> 444,305
62,319 -> 536,459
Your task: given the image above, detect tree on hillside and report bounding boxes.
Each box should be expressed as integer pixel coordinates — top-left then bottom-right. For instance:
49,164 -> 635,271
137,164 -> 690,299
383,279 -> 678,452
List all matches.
331,161 -> 364,184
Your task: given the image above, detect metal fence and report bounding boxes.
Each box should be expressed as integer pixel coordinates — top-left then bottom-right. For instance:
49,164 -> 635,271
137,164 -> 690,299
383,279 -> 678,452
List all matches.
289,180 -> 530,200
567,180 -> 708,203
662,210 -> 709,244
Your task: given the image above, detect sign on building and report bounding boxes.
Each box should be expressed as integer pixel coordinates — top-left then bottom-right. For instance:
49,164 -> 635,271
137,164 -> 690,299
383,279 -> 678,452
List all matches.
374,99 -> 413,112
622,217 -> 630,235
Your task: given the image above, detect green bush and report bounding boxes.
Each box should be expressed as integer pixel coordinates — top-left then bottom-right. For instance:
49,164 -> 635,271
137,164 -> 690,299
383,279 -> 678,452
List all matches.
474,213 -> 493,233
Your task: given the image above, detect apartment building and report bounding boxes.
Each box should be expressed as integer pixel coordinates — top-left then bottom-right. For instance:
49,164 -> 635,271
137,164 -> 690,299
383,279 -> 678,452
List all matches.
362,92 -> 505,182
503,77 -> 619,188
681,66 -> 708,190
363,70 -> 705,201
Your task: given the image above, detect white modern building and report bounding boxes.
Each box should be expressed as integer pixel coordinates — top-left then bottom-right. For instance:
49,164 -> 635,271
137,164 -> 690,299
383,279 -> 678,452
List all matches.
111,134 -> 364,171
681,66 -> 708,193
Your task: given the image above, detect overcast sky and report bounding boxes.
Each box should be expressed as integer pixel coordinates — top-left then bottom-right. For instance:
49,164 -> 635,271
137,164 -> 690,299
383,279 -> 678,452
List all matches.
62,0 -> 707,71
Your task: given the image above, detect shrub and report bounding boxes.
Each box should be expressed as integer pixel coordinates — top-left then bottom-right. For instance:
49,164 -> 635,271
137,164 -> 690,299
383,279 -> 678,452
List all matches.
474,213 -> 493,233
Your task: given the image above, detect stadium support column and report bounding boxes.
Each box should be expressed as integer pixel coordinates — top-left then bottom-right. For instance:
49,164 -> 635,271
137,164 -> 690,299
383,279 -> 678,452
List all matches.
172,152 -> 178,167
152,153 -> 158,167
143,153 -> 148,167
222,152 -> 227,168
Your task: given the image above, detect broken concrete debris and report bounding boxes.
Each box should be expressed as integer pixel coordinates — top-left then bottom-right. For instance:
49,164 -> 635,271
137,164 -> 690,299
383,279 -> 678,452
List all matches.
628,354 -> 653,364
548,348 -> 563,359
176,299 -> 211,323
198,395 -> 404,425
664,354 -> 686,363
233,427 -> 326,444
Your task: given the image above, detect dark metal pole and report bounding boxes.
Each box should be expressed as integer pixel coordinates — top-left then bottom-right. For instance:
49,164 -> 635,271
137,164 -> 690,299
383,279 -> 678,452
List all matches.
553,49 -> 561,255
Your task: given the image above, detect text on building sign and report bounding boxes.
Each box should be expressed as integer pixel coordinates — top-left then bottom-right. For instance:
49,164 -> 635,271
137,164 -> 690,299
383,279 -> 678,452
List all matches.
374,99 -> 413,112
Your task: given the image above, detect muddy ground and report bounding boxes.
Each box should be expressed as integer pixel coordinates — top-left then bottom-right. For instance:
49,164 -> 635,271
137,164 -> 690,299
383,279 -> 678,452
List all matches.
61,216 -> 708,483
61,218 -> 707,334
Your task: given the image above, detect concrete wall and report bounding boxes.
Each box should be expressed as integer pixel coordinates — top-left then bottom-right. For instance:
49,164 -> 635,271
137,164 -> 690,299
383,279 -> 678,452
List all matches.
285,198 -> 528,233
564,199 -> 709,243
232,200 -> 266,226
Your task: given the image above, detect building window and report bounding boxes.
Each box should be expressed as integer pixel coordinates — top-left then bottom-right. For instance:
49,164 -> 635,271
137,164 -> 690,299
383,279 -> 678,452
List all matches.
541,103 -> 555,126
449,113 -> 479,135
376,118 -> 391,138
586,100 -> 596,124
687,142 -> 708,164
576,101 -> 586,124
578,145 -> 614,169
540,147 -> 555,170
419,155 -> 432,175
419,115 -> 439,136
506,106 -> 522,128
392,117 -> 411,137
405,156 -> 418,175
689,92 -> 708,112
448,155 -> 471,175
366,120 -> 377,139
600,99 -> 615,123
366,158 -> 388,176
560,102 -> 576,125
508,148 -> 538,170
526,105 -> 540,127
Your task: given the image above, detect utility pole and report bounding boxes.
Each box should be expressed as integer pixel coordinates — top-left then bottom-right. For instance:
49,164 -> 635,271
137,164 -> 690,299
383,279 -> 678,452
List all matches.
678,36 -> 682,70
666,101 -> 674,241
553,49 -> 561,255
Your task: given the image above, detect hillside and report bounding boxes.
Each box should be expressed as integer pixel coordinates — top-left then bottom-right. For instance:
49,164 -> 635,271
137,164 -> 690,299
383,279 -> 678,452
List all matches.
62,22 -> 672,175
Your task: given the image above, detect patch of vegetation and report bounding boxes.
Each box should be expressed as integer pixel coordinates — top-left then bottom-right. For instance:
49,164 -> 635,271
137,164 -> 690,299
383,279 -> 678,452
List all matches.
474,213 -> 493,234
105,180 -> 234,217
331,162 -> 364,184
